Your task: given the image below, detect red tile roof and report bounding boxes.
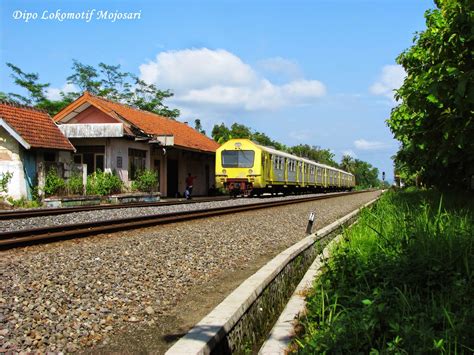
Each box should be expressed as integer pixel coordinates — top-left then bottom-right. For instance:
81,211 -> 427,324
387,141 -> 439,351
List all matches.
0,102 -> 74,151
54,92 -> 220,153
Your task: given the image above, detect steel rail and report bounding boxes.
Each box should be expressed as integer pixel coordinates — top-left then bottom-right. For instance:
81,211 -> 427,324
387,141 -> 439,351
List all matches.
0,196 -> 231,220
0,190 -> 369,248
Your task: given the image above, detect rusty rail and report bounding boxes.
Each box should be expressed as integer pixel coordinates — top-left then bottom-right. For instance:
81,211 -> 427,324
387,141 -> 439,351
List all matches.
0,196 -> 231,220
0,191 -> 370,248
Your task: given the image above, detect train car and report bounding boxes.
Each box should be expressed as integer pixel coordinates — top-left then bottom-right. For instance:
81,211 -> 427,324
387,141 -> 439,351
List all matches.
215,139 -> 355,196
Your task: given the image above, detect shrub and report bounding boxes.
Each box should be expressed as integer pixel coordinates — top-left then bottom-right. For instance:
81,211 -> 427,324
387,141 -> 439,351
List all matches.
86,170 -> 123,196
7,196 -> 41,208
44,169 -> 66,197
0,171 -> 13,195
131,169 -> 158,193
67,173 -> 84,195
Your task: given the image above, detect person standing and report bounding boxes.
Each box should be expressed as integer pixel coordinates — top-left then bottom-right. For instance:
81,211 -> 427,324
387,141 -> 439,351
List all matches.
185,173 -> 197,199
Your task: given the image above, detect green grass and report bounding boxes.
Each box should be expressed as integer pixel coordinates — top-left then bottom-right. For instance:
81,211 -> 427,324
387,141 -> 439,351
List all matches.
293,189 -> 474,354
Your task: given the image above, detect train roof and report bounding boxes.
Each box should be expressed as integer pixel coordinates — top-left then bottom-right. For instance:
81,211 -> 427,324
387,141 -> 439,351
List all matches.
256,143 -> 353,176
256,144 -> 300,161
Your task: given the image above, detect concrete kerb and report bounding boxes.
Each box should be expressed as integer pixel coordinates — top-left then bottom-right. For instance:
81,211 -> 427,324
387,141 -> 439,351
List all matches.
259,197 -> 380,354
258,235 -> 343,355
165,197 -> 381,355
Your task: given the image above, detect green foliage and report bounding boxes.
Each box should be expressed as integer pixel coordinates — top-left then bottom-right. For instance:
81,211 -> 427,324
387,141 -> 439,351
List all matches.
211,122 -> 339,167
131,169 -> 158,193
3,60 -> 180,118
6,196 -> 41,208
0,171 -> 13,194
294,190 -> 474,353
387,0 -> 474,189
194,119 -> 206,135
4,63 -> 74,116
290,144 -> 338,167
44,169 -> 66,197
66,173 -> 84,195
66,60 -> 180,118
86,170 -> 123,196
340,155 -> 381,188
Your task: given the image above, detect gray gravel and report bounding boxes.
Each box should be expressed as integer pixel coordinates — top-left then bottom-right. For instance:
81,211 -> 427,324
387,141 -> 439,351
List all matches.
1,192 -> 355,233
0,190 -> 381,353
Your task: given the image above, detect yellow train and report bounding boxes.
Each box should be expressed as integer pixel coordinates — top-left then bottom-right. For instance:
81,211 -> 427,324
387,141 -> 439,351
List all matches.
215,139 -> 355,196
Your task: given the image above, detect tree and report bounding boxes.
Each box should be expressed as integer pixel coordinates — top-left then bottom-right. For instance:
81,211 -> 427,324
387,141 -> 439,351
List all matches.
3,63 -> 74,115
3,61 -> 180,118
340,154 -> 355,173
289,144 -> 338,167
387,0 -> 474,189
194,119 -> 206,135
66,60 -> 101,94
211,123 -> 232,144
352,159 -> 379,188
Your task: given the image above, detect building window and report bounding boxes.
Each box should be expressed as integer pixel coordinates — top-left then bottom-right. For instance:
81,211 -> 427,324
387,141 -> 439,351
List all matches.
129,148 -> 146,180
74,154 -> 83,164
75,146 -> 105,175
44,152 -> 56,162
95,154 -> 104,172
117,156 -> 123,169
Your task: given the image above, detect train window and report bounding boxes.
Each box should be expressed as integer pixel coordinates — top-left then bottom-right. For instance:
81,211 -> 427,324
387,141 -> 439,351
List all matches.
222,150 -> 255,168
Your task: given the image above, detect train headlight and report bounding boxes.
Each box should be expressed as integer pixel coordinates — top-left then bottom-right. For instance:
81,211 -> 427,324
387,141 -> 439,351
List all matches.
222,169 -> 227,174
248,169 -> 253,174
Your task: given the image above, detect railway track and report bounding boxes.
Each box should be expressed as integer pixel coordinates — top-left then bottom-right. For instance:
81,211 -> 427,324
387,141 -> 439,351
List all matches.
0,190 -> 368,248
0,196 -> 231,220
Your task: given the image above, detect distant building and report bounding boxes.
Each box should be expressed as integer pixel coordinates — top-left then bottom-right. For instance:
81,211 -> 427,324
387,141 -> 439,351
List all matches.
54,92 -> 219,197
0,102 -> 75,199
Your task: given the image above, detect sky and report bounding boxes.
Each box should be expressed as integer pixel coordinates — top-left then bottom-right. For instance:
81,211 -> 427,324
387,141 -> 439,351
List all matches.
1,0 -> 435,182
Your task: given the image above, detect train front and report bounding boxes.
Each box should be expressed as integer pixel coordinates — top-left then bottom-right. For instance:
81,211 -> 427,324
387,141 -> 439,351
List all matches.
215,139 -> 262,196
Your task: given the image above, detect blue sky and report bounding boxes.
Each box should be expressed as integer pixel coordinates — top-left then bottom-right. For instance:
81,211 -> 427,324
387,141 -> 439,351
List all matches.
1,0 -> 435,182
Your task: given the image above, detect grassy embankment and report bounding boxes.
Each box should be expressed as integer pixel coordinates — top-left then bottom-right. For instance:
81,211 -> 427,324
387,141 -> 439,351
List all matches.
294,189 -> 474,353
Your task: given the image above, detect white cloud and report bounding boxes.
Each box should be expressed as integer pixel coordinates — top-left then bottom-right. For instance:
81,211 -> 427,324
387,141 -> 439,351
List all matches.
139,48 -> 326,112
257,57 -> 303,79
354,139 -> 390,151
342,149 -> 357,158
369,65 -> 405,100
139,48 -> 256,91
45,83 -> 78,101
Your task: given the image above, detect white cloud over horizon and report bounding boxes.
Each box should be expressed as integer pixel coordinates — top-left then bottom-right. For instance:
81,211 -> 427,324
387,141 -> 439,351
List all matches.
354,139 -> 391,151
369,64 -> 405,101
139,48 -> 326,112
45,83 -> 78,101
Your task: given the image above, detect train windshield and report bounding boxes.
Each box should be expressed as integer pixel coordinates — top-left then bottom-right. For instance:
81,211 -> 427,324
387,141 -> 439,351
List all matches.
221,150 -> 255,168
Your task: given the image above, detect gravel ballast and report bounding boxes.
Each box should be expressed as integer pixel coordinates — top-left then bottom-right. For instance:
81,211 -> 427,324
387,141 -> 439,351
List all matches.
0,190 -> 381,353
2,193 -> 352,232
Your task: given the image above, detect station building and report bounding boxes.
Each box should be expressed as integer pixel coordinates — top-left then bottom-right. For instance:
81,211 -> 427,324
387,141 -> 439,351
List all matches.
0,102 -> 75,199
54,92 -> 219,197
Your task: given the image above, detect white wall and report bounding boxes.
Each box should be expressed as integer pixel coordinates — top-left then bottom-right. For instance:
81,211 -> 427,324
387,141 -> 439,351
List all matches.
0,127 -> 26,199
